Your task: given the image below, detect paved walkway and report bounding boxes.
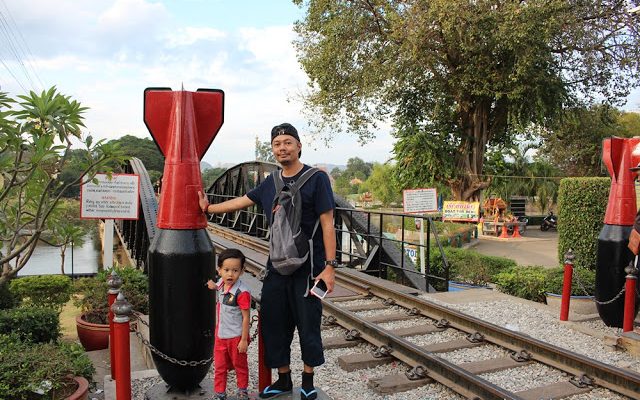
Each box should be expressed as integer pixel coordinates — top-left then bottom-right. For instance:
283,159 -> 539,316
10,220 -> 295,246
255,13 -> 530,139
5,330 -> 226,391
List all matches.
471,227 -> 560,268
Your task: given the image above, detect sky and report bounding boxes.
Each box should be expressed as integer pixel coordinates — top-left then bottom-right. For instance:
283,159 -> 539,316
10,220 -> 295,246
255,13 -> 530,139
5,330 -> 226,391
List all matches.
1,0 -> 639,169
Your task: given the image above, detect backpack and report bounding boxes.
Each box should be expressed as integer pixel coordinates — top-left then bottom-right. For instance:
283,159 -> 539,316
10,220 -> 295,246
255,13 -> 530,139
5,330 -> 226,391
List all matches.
269,167 -> 320,275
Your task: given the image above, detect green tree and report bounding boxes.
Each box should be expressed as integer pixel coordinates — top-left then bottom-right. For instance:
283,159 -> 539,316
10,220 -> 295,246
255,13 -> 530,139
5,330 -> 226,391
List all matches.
201,167 -> 226,189
108,135 -> 164,173
362,163 -> 401,207
0,88 -> 126,284
344,157 -> 372,181
293,0 -> 639,200
541,105 -> 622,177
42,199 -> 92,275
618,111 -> 640,137
255,136 -> 275,163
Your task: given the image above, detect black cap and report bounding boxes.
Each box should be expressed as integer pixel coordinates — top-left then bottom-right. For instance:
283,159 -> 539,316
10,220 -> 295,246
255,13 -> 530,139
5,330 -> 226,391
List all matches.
271,123 -> 301,157
271,123 -> 300,143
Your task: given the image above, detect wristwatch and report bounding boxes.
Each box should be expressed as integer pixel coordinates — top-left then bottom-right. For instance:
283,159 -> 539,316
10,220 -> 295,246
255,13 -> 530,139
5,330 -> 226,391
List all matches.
325,259 -> 339,268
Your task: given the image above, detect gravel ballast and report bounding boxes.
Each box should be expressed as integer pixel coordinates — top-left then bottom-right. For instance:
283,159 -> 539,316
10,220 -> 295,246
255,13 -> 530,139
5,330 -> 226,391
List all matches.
123,295 -> 638,400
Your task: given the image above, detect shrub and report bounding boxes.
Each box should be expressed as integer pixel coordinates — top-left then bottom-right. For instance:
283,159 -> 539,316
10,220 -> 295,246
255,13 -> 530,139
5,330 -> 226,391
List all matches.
544,266 -> 596,296
0,334 -> 94,399
557,177 -> 610,270
0,307 -> 60,343
10,275 -> 72,313
429,247 -> 516,286
74,265 -> 148,324
494,266 -> 549,302
0,283 -> 17,310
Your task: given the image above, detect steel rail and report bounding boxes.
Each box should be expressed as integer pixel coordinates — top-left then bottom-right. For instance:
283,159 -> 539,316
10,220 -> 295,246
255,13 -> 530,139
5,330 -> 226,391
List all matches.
207,223 -> 640,398
336,269 -> 640,399
322,298 -> 523,400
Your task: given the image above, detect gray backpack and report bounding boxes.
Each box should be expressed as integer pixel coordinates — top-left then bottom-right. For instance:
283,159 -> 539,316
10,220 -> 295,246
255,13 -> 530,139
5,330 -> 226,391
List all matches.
269,168 -> 320,275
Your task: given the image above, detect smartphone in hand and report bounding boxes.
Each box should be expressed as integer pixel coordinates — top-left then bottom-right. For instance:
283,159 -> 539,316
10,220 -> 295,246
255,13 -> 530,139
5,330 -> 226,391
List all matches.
310,279 -> 328,299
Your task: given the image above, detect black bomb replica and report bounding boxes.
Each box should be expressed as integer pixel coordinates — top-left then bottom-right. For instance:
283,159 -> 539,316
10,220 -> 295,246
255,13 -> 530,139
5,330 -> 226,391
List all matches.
143,88 -> 224,391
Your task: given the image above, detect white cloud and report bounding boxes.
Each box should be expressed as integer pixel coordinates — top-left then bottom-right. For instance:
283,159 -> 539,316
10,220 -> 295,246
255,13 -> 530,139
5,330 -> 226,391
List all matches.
164,27 -> 227,47
97,0 -> 169,32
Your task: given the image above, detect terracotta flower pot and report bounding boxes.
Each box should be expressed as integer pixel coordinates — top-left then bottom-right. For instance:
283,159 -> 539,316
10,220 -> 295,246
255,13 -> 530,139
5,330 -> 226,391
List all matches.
545,292 -> 597,315
76,314 -> 109,351
66,376 -> 89,400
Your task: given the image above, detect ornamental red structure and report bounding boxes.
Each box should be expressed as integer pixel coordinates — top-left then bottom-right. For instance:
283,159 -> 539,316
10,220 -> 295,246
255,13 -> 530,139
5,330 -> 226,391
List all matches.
597,137 -> 640,327
143,88 -> 224,392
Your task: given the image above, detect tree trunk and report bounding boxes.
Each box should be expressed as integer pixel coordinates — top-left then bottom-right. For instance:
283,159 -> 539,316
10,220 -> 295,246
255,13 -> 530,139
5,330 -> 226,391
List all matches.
449,100 -> 493,201
60,246 -> 67,275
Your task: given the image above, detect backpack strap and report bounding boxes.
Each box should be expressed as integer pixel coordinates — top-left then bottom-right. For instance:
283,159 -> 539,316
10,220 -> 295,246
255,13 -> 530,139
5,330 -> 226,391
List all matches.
288,167 -> 319,194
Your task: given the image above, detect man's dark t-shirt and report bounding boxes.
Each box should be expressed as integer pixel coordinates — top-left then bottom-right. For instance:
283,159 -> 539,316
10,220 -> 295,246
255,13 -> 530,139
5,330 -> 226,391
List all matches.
247,164 -> 335,275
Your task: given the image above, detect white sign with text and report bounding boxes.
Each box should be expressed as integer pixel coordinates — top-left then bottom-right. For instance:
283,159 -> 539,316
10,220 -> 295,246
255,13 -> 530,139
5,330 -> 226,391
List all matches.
80,174 -> 140,220
403,188 -> 438,214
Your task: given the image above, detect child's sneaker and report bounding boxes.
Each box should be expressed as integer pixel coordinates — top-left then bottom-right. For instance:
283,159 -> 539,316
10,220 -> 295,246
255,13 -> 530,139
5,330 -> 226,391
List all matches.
215,392 -> 227,400
237,388 -> 249,399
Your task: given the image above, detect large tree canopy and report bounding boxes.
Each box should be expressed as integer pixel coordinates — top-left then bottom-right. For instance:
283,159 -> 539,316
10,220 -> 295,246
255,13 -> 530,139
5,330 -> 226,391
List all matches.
293,0 -> 640,200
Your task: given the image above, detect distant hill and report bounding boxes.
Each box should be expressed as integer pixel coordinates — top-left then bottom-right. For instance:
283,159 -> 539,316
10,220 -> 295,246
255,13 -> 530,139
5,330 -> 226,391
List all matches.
200,161 -> 213,170
313,163 -> 345,172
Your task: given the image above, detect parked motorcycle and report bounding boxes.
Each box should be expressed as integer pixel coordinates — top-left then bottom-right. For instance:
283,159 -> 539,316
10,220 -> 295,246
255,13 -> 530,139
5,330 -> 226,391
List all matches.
540,211 -> 557,231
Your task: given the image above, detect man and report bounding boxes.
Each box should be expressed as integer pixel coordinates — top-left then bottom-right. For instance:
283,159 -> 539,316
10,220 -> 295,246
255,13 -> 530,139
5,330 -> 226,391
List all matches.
198,123 -> 336,400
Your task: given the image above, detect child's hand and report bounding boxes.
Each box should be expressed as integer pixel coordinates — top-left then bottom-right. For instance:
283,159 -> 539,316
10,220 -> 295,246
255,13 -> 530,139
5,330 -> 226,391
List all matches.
206,279 -> 215,290
237,339 -> 248,353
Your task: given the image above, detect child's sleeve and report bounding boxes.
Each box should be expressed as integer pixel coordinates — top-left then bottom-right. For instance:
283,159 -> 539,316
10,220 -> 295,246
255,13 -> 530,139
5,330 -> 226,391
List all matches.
237,290 -> 251,310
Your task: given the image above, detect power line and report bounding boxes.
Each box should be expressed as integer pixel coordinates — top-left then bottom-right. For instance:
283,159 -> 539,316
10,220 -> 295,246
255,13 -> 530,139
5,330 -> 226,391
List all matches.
0,0 -> 44,89
0,2 -> 44,92
0,57 -> 27,92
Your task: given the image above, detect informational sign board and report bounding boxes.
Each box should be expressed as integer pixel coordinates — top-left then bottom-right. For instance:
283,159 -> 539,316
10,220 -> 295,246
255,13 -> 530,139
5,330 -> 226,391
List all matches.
80,173 -> 140,220
403,188 -> 438,214
404,245 -> 418,263
442,201 -> 480,222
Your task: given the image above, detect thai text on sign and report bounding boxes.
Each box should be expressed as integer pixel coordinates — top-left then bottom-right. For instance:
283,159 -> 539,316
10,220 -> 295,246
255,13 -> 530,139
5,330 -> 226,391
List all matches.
442,201 -> 480,222
80,173 -> 140,220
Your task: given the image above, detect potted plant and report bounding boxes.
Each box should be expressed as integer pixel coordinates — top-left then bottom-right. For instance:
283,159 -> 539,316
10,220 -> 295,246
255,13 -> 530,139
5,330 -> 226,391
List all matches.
544,266 -> 596,315
0,333 -> 94,400
73,266 -> 148,351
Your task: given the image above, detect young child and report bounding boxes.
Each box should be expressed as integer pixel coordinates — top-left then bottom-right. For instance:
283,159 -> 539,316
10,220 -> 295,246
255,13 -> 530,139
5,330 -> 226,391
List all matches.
207,248 -> 252,400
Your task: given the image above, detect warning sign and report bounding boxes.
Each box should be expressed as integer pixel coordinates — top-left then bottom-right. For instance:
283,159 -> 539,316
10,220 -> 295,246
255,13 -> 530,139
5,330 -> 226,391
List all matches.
80,174 -> 140,220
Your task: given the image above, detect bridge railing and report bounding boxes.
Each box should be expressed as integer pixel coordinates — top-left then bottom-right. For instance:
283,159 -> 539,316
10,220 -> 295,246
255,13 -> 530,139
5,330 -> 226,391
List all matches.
116,158 -> 158,272
334,206 -> 449,292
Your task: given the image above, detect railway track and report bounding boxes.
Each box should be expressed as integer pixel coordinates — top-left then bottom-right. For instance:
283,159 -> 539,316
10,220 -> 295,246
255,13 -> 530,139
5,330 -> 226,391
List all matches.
208,224 -> 640,399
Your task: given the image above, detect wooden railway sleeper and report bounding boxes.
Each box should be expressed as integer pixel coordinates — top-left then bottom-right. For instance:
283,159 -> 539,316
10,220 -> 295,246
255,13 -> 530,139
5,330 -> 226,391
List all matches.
405,365 -> 429,380
510,349 -> 532,363
570,374 -> 594,389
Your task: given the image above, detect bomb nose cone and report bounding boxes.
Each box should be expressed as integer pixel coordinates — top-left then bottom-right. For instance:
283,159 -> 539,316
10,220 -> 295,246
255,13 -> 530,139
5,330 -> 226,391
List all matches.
143,88 -> 225,229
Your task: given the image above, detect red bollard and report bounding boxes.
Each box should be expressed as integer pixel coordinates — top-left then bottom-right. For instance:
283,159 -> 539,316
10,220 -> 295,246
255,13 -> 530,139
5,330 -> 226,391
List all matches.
258,313 -> 271,391
560,250 -> 575,321
112,292 -> 132,400
107,271 -> 122,378
623,261 -> 638,332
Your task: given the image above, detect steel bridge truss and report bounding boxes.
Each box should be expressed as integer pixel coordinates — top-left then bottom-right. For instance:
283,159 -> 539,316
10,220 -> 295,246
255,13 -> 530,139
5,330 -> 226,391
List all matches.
116,159 -> 450,292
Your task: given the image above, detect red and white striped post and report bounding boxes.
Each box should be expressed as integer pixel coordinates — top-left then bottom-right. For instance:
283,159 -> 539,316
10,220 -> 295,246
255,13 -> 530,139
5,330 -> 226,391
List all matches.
560,250 -> 575,321
107,271 -> 122,378
112,292 -> 132,400
258,312 -> 271,391
623,260 -> 638,332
